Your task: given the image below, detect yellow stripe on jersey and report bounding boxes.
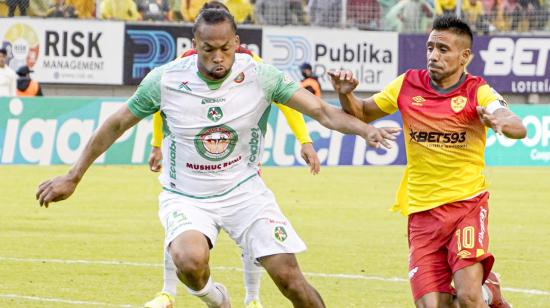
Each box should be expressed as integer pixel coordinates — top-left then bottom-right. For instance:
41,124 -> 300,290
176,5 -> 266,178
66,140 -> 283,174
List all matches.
477,84 -> 502,107
151,51 -> 312,146
372,74 -> 405,114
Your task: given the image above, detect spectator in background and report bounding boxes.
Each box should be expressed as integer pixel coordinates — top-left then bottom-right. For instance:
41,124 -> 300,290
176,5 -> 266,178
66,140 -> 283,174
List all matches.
462,0 -> 487,32
47,0 -> 77,18
255,0 -> 290,25
138,0 -> 170,21
29,0 -> 50,17
101,0 -> 141,20
299,63 -> 321,97
7,0 -> 30,16
65,0 -> 95,18
308,0 -> 342,27
169,0 -> 183,20
225,0 -> 254,23
0,49 -> 17,97
435,0 -> 456,15
288,0 -> 307,25
385,0 -> 433,32
347,0 -> 381,29
181,0 -> 208,21
16,65 -> 43,97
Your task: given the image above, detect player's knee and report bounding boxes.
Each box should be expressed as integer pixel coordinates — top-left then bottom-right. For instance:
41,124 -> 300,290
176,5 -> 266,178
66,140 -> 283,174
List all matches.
273,269 -> 309,297
170,248 -> 208,275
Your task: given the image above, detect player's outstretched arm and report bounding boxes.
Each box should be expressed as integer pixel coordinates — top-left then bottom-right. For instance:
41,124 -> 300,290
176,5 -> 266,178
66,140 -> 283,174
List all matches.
286,88 -> 400,149
36,105 -> 141,207
328,70 -> 389,123
476,106 -> 526,139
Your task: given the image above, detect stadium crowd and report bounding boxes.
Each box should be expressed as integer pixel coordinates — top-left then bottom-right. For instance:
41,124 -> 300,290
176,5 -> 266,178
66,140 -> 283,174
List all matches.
0,0 -> 549,33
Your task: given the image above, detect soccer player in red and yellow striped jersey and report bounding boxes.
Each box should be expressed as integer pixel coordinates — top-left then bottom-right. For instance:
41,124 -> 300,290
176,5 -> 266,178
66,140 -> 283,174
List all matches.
329,15 -> 525,308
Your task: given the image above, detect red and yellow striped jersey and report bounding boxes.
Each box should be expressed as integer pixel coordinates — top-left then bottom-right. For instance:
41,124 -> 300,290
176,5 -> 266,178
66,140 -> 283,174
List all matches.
374,69 -> 502,215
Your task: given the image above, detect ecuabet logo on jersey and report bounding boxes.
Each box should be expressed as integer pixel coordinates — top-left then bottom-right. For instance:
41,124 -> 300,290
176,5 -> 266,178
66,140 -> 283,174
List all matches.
274,226 -> 288,242
450,96 -> 467,112
234,72 -> 245,83
207,106 -> 223,122
194,125 -> 238,161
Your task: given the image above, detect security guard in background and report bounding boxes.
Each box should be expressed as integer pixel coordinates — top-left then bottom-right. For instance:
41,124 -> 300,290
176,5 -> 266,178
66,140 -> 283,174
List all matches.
16,65 -> 42,96
299,62 -> 321,98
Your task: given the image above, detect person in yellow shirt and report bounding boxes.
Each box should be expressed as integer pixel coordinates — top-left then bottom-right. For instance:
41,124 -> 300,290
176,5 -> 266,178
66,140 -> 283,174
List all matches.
100,0 -> 141,20
329,15 -> 523,308
435,0 -> 456,15
181,0 -> 208,21
225,0 -> 254,23
65,0 -> 95,18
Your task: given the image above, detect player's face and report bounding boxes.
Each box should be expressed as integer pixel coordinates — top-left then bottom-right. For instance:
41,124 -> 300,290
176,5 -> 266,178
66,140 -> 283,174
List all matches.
193,22 -> 239,80
426,30 -> 469,84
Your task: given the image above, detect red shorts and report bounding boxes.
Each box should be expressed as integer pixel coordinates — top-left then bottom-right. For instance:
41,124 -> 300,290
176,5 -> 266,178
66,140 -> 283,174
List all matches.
407,192 -> 495,301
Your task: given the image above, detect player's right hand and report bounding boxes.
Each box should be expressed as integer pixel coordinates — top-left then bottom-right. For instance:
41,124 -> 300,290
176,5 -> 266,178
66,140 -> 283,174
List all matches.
36,175 -> 79,208
363,126 -> 402,149
328,70 -> 359,95
148,146 -> 163,172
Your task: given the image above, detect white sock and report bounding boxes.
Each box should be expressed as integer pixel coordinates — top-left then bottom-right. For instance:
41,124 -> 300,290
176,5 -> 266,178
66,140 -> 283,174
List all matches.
242,253 -> 263,305
482,284 -> 493,305
187,276 -> 224,307
162,250 -> 178,296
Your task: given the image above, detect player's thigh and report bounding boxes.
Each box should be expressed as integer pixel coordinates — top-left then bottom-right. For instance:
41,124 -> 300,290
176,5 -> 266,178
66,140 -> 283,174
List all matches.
225,186 -> 307,260
453,263 -> 485,300
158,191 -> 220,250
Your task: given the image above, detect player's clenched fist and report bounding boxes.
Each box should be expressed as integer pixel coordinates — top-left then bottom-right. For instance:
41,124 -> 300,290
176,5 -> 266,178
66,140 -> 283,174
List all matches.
328,70 -> 359,94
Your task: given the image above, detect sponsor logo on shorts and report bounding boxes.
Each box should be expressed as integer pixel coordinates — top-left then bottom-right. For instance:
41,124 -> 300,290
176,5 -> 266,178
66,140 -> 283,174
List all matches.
408,267 -> 418,279
166,212 -> 190,237
457,250 -> 472,258
274,226 -> 288,242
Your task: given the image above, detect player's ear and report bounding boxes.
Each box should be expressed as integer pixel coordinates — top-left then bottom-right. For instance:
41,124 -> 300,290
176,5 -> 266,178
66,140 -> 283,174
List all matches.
235,35 -> 240,47
461,48 -> 471,66
192,38 -> 197,49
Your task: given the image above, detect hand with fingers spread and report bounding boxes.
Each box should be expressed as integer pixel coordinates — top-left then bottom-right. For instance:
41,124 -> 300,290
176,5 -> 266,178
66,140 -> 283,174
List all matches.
300,142 -> 320,175
363,126 -> 402,149
36,174 -> 79,208
328,70 -> 359,95
148,146 -> 163,172
476,106 -> 503,135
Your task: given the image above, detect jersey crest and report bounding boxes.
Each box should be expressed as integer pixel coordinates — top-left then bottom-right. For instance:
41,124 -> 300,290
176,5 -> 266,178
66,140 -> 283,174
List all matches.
450,96 -> 468,112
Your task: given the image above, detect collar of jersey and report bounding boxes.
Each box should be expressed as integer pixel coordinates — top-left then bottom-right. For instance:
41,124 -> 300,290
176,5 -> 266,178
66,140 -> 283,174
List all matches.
429,73 -> 467,94
196,69 -> 232,90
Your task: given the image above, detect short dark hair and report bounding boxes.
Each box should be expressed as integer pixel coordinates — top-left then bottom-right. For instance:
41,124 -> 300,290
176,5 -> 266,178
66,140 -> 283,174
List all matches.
0,48 -> 7,56
432,15 -> 473,48
192,9 -> 237,36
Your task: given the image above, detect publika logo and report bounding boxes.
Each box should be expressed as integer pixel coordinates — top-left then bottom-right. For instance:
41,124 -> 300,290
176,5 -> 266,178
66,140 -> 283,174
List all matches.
207,106 -> 223,122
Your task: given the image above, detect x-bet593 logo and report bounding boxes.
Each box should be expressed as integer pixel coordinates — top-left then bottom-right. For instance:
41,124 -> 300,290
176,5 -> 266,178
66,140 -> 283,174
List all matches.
480,38 -> 550,76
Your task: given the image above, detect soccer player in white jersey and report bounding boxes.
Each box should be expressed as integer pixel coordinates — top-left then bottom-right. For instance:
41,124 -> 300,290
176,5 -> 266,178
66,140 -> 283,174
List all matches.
36,9 -> 400,308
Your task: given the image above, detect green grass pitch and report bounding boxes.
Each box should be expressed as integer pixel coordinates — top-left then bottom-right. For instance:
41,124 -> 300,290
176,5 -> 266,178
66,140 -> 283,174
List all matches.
1,166 -> 549,307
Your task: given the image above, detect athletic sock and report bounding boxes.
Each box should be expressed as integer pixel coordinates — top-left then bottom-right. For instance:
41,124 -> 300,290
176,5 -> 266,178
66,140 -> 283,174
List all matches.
242,253 -> 262,305
482,283 -> 493,305
162,250 -> 178,296
186,276 -> 224,307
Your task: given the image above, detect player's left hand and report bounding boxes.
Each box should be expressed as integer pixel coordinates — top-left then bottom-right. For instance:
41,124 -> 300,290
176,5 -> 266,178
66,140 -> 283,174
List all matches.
300,142 -> 320,175
364,126 -> 402,149
477,106 -> 503,135
148,146 -> 163,172
36,174 -> 79,208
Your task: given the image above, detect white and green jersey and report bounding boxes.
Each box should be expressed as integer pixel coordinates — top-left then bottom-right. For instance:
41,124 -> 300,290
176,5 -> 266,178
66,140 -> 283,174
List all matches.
128,53 -> 300,199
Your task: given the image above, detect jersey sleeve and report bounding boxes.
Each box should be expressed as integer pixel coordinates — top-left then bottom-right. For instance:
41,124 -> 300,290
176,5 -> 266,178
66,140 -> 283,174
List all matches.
150,111 -> 163,147
257,63 -> 300,104
127,66 -> 164,119
476,84 -> 508,113
372,74 -> 405,114
275,102 -> 313,144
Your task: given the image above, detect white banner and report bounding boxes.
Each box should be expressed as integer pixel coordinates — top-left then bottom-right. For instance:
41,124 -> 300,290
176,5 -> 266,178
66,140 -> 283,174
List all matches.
262,26 -> 398,91
0,18 -> 124,85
